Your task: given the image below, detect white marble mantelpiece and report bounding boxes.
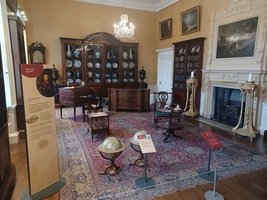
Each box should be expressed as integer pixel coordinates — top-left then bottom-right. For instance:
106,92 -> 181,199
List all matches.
200,0 -> 267,135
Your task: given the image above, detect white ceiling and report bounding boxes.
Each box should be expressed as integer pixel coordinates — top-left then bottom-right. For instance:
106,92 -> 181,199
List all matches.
75,0 -> 180,12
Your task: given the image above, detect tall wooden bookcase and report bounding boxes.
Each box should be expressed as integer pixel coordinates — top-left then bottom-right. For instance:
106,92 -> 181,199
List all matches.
172,37 -> 205,110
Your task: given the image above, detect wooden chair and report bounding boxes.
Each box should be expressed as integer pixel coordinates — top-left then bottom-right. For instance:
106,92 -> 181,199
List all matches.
82,87 -> 103,122
153,91 -> 181,129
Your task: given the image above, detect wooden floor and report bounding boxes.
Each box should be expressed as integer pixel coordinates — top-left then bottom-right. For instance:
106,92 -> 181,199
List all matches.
9,116 -> 267,200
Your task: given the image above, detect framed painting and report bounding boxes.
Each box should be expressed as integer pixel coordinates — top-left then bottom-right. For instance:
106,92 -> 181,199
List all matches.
181,6 -> 200,35
216,17 -> 259,58
6,0 -> 17,13
160,18 -> 172,40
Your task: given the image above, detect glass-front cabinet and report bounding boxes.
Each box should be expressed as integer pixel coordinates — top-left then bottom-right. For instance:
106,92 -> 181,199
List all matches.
61,38 -> 83,84
60,33 -> 139,95
172,37 -> 205,110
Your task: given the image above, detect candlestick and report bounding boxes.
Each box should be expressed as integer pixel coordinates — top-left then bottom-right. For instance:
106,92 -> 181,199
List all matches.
248,73 -> 253,82
191,71 -> 194,78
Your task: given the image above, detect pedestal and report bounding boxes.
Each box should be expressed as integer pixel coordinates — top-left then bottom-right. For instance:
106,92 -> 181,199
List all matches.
21,176 -> 66,200
232,81 -> 258,142
135,154 -> 155,189
183,77 -> 198,118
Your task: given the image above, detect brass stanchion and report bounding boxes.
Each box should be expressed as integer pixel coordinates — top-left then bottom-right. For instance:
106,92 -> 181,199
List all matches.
183,77 -> 198,118
232,81 -> 258,142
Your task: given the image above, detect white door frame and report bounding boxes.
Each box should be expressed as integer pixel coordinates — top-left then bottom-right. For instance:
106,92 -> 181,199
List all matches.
156,47 -> 173,92
156,47 -> 173,104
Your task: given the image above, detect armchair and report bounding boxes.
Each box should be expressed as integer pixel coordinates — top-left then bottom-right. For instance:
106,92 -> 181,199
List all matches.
153,91 -> 181,129
82,87 -> 103,122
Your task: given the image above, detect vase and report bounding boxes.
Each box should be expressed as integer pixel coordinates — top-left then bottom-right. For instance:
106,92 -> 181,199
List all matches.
129,49 -> 133,60
123,51 -> 128,60
66,45 -> 71,57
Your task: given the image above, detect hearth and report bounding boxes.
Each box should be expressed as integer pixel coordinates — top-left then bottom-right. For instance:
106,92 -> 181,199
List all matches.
213,87 -> 246,127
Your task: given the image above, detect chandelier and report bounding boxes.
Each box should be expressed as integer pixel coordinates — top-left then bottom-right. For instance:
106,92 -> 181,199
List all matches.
113,1 -> 135,39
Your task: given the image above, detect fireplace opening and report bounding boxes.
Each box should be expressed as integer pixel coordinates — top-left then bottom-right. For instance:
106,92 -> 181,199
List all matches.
213,87 -> 246,127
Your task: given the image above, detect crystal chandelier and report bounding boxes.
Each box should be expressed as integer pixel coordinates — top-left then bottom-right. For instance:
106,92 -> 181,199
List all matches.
113,0 -> 135,39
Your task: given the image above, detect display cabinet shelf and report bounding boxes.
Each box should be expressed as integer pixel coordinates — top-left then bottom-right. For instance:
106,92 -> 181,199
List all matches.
60,32 -> 139,97
172,37 -> 205,110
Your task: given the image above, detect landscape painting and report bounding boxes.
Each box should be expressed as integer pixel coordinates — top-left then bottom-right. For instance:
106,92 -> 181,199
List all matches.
216,17 -> 258,58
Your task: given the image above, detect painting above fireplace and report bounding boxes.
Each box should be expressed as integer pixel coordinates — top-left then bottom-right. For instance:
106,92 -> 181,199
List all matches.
216,17 -> 258,59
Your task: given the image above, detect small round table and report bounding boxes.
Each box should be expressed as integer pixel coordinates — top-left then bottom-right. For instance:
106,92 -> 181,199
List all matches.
157,108 -> 184,142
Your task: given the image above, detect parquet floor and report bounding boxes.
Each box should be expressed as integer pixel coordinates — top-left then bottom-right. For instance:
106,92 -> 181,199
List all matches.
9,116 -> 267,200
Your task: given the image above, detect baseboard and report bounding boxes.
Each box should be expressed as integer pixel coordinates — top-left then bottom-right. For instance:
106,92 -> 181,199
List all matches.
9,131 -> 20,144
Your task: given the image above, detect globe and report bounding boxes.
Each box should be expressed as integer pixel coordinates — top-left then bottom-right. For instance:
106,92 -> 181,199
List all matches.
131,130 -> 148,145
98,136 -> 125,158
103,136 -> 123,152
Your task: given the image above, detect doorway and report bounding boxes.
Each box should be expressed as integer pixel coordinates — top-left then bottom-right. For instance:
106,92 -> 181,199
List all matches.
156,47 -> 173,96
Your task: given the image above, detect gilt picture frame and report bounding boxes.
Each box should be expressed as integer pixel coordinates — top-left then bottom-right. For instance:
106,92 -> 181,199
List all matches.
160,18 -> 172,40
181,6 -> 200,35
216,17 -> 259,58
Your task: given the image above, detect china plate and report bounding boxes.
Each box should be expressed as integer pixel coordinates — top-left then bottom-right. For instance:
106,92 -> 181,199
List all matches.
129,78 -> 134,82
129,62 -> 135,68
112,79 -> 119,83
95,79 -> 101,83
66,59 -> 73,68
95,62 -> 101,68
122,62 -> 128,68
123,78 -> 128,82
113,63 -> 118,68
95,51 -> 101,58
106,63 -> 112,68
87,62 -> 93,68
74,59 -> 82,68
67,78 -> 74,83
75,78 -> 81,83
106,78 -> 111,83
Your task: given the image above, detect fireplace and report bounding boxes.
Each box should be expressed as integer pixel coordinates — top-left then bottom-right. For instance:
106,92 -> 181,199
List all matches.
213,87 -> 246,127
199,0 -> 267,136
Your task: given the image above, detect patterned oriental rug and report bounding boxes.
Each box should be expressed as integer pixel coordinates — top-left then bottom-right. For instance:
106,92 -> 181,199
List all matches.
56,108 -> 267,200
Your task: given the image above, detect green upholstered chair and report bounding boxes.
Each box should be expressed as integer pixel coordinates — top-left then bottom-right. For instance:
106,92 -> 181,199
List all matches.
153,91 -> 181,129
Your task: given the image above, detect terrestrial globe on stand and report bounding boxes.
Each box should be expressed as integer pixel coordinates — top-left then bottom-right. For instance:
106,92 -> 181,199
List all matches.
98,136 -> 125,179
129,131 -> 149,167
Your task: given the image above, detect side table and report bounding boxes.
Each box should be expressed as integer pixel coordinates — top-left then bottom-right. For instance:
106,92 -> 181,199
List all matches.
157,108 -> 183,142
87,112 -> 109,142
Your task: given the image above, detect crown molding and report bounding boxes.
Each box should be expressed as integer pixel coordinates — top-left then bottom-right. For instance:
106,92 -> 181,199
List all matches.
74,0 -> 179,12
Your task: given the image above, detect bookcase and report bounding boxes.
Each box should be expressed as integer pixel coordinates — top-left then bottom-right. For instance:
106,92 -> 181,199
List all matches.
172,37 -> 205,110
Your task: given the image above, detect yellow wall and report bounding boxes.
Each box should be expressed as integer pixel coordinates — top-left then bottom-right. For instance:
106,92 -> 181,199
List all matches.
19,0 -> 229,85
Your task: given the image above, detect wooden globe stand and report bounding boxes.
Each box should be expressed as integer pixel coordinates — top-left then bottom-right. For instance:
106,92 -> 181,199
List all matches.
232,81 -> 258,142
98,143 -> 125,180
129,139 -> 145,167
183,77 -> 198,118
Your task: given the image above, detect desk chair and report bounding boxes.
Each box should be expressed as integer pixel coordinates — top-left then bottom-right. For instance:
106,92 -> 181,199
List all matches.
153,91 -> 181,129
